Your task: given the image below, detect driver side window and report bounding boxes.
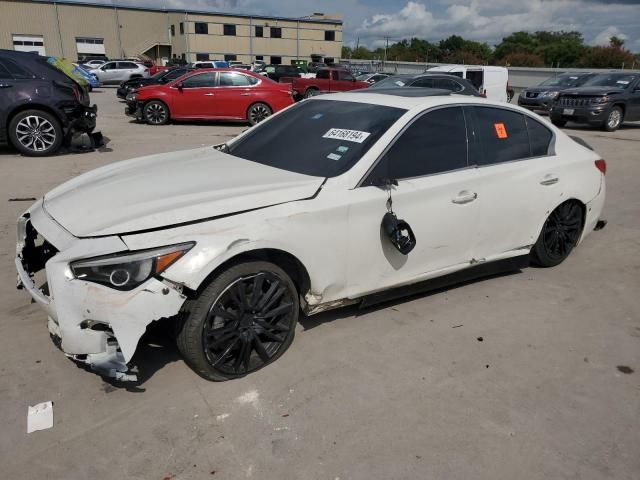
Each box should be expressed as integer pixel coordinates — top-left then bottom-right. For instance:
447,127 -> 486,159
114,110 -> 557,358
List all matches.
366,107 -> 469,183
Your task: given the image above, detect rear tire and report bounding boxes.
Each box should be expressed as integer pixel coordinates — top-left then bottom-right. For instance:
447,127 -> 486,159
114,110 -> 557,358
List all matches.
530,202 -> 583,267
8,109 -> 63,156
176,261 -> 299,381
603,106 -> 623,132
247,102 -> 272,126
304,88 -> 318,99
143,100 -> 170,125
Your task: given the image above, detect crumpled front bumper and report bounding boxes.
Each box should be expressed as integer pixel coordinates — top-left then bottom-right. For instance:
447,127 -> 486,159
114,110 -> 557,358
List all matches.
15,200 -> 186,381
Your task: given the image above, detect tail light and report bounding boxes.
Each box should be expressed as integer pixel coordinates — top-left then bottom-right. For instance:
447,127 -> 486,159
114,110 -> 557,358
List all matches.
595,159 -> 606,175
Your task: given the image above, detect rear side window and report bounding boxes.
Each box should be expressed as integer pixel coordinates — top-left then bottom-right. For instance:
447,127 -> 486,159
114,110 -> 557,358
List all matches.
473,107 -> 529,164
218,72 -> 255,86
0,58 -> 32,79
411,77 -> 436,88
0,61 -> 13,78
437,78 -> 463,92
526,117 -> 553,156
120,62 -> 138,69
368,107 -> 468,182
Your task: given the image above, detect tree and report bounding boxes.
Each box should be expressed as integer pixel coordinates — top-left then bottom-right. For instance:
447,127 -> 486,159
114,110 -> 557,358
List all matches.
579,45 -> 635,68
609,36 -> 625,49
500,52 -> 545,67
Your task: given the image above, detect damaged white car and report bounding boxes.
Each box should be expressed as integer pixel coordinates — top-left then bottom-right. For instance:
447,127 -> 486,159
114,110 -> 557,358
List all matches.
16,89 -> 606,382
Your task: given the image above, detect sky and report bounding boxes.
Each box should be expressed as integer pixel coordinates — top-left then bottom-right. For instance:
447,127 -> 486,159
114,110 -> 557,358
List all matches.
61,0 -> 640,50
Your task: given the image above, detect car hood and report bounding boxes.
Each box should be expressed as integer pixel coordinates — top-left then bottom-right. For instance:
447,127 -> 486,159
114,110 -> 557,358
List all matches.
123,78 -> 155,87
560,87 -> 624,96
524,86 -> 561,93
43,147 -> 324,237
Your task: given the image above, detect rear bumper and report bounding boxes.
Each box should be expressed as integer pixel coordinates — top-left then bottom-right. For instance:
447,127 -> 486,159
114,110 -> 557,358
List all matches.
63,104 -> 98,139
580,177 -> 606,244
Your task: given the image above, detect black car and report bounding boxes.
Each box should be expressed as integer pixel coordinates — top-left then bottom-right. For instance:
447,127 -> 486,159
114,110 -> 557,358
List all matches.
551,72 -> 640,131
0,50 -> 98,156
117,67 -> 192,99
518,73 -> 595,112
369,73 -> 481,96
265,64 -> 301,82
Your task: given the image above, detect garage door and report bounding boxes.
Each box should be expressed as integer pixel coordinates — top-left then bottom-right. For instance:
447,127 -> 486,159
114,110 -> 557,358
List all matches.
12,35 -> 46,55
76,37 -> 106,56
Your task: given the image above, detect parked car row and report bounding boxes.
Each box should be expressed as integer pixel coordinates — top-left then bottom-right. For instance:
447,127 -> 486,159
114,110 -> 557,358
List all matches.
519,71 -> 640,131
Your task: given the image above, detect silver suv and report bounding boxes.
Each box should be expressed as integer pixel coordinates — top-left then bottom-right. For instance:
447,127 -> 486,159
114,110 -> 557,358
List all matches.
89,61 -> 149,84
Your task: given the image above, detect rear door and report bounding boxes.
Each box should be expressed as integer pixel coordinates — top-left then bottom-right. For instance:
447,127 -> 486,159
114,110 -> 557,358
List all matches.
118,62 -> 140,81
170,71 -> 218,118
214,71 -> 259,118
467,106 -> 561,260
347,106 -> 481,295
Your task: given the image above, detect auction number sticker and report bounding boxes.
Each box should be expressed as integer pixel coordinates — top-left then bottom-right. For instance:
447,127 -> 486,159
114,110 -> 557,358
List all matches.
323,128 -> 371,143
494,122 -> 508,139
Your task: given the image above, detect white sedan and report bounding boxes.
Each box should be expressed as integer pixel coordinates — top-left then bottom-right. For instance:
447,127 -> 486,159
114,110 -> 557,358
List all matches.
16,90 -> 606,382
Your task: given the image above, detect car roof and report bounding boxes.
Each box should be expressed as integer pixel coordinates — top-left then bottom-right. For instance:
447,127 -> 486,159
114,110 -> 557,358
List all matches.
352,87 -> 451,98
311,89 -> 513,111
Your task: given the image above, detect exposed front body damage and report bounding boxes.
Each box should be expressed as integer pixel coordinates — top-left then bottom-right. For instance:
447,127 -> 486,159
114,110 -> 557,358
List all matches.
16,93 -> 606,381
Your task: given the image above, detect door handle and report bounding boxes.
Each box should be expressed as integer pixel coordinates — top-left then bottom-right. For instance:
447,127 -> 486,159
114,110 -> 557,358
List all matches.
540,174 -> 559,186
240,93 -> 251,96
452,191 -> 478,204
204,93 -> 215,96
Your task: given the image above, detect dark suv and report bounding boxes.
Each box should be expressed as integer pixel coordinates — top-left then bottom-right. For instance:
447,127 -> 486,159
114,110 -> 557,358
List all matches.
518,73 -> 595,112
117,67 -> 192,99
0,50 -> 98,156
550,72 -> 640,131
369,73 -> 481,97
266,65 -> 301,82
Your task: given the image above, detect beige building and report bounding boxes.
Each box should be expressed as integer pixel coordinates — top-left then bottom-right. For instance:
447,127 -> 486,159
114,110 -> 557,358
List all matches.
0,0 -> 343,64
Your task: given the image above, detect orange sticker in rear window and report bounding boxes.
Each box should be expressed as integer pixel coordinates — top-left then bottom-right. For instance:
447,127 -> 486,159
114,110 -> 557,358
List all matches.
494,123 -> 508,139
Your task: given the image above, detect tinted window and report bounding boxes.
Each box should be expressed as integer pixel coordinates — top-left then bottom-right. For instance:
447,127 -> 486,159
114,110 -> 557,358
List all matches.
255,26 -> 263,37
337,71 -> 354,81
325,31 -> 336,41
526,117 -> 553,156
0,59 -> 32,79
120,62 -> 138,69
368,107 -> 468,182
437,78 -> 463,92
0,61 -> 11,78
182,72 -> 216,87
316,69 -> 330,80
219,72 -> 254,86
195,22 -> 208,34
164,69 -> 187,81
229,100 -> 406,178
411,77 -> 436,88
195,53 -> 209,61
224,54 -> 237,61
270,56 -> 282,65
223,24 -> 236,36
103,62 -> 117,70
270,27 -> 282,38
474,107 -> 530,164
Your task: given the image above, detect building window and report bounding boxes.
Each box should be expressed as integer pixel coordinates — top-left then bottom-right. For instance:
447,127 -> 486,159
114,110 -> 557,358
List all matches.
224,54 -> 237,61
270,56 -> 282,64
180,22 -> 184,34
255,55 -> 263,61
270,27 -> 282,38
181,53 -> 186,60
171,25 -> 175,37
195,22 -> 208,34
223,24 -> 236,36
324,30 -> 335,41
255,26 -> 263,37
196,53 -> 210,61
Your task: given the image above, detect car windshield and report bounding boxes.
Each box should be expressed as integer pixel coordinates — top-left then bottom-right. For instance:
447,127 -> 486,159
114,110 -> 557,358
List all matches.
369,76 -> 413,89
581,73 -> 638,89
540,74 -> 589,87
228,100 -> 406,178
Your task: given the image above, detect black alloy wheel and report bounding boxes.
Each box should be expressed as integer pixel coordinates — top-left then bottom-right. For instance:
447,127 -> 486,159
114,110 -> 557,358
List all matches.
177,261 -> 298,381
531,202 -> 583,267
143,100 -> 169,125
247,103 -> 272,126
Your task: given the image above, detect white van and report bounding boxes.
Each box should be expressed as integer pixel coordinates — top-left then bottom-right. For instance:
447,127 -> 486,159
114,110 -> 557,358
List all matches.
428,65 -> 508,102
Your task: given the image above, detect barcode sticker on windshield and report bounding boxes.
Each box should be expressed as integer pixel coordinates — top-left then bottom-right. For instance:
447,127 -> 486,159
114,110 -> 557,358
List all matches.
323,128 -> 371,143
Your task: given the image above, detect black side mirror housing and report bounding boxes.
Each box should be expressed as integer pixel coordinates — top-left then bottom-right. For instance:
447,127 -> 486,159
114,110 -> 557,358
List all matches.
382,212 -> 416,255
177,82 -> 184,91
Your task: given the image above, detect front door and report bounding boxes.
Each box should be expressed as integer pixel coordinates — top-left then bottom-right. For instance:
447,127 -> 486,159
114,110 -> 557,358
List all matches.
170,72 -> 218,118
346,106 -> 480,298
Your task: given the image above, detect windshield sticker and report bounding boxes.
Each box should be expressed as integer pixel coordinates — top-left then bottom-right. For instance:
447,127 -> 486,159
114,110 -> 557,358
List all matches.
394,80 -> 405,87
494,122 -> 508,139
311,113 -> 324,120
616,80 -> 629,85
336,145 -> 349,153
327,153 -> 342,161
323,128 -> 371,143
569,76 -> 579,79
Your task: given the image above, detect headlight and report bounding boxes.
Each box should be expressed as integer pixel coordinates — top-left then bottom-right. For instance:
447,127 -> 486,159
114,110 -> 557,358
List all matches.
70,242 -> 194,291
591,96 -> 609,104
542,91 -> 559,99
125,92 -> 137,101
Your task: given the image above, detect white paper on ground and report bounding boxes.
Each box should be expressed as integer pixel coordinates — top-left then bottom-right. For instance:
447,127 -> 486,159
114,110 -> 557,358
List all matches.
27,401 -> 54,433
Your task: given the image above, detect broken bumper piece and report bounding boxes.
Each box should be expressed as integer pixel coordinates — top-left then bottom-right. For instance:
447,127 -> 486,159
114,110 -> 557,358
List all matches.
16,200 -> 186,381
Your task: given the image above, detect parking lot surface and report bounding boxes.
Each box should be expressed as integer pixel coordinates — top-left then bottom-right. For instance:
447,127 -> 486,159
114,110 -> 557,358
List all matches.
1,89 -> 639,480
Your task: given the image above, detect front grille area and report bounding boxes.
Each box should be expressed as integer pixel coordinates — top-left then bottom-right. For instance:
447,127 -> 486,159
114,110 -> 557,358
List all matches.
558,96 -> 597,107
21,221 -> 58,275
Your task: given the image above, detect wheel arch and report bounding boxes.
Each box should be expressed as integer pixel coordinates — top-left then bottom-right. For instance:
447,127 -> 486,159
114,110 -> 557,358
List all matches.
186,248 -> 311,300
611,103 -> 625,117
7,103 -> 65,134
142,98 -> 171,119
246,100 -> 273,118
534,197 -> 587,246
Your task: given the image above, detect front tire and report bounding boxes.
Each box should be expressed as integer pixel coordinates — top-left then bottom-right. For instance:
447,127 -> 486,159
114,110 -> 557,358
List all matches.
247,102 -> 272,126
143,100 -> 170,125
603,106 -> 623,132
8,110 -> 63,156
530,202 -> 583,267
177,261 -> 299,381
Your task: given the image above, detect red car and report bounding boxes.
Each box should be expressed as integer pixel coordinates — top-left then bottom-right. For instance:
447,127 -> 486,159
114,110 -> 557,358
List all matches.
285,68 -> 370,99
125,69 -> 294,126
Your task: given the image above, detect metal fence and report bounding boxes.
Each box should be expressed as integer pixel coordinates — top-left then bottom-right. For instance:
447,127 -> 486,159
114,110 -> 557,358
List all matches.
345,60 -> 630,92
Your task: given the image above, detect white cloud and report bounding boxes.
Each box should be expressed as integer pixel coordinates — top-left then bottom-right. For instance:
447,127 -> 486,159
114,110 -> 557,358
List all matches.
593,26 -> 628,45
